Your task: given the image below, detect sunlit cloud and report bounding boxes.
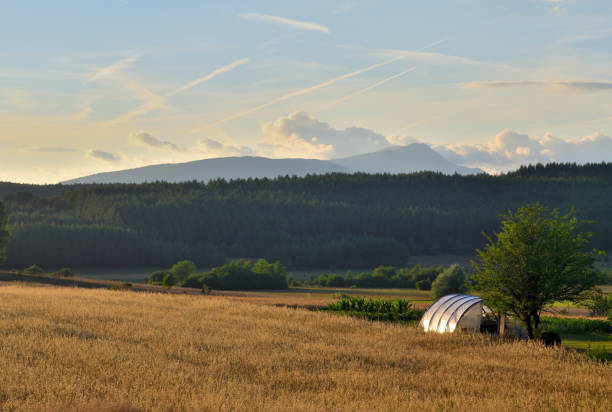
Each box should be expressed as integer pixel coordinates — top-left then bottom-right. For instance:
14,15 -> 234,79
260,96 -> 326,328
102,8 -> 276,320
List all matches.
434,129 -> 612,171
241,13 -> 330,34
259,111 -> 388,158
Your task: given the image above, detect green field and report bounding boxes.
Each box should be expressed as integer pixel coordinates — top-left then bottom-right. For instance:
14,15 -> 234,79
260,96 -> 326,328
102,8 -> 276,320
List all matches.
560,333 -> 612,359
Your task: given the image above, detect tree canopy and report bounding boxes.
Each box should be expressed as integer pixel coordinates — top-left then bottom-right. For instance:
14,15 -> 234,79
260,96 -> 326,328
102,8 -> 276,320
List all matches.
472,204 -> 603,339
431,264 -> 467,299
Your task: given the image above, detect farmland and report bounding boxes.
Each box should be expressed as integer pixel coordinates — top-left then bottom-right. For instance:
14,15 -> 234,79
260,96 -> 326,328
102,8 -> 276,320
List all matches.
0,283 -> 611,411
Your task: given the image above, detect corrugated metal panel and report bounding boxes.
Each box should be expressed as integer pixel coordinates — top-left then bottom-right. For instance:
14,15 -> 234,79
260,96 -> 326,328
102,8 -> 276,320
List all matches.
420,294 -> 483,333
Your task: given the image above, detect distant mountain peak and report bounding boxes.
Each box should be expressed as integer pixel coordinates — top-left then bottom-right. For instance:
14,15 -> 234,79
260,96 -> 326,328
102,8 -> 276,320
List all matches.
332,143 -> 483,175
62,145 -> 482,184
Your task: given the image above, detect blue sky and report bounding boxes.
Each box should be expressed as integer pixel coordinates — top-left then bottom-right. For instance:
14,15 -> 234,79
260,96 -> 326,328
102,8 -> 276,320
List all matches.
1,0 -> 612,182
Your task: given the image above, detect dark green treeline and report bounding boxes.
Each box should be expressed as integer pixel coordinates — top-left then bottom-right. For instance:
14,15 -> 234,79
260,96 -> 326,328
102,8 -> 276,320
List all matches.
1,162 -> 611,269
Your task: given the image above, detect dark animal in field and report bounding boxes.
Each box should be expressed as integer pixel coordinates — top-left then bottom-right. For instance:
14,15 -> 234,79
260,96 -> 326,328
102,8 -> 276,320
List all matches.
538,331 -> 562,347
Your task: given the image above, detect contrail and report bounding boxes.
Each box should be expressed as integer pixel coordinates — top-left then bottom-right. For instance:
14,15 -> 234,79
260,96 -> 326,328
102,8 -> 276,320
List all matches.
321,66 -> 416,110
113,58 -> 250,123
169,58 -> 251,96
241,13 -> 330,34
213,39 -> 447,125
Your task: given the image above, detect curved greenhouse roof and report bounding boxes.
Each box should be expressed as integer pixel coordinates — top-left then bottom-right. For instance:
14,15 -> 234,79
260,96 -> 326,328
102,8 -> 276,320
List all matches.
419,294 -> 483,334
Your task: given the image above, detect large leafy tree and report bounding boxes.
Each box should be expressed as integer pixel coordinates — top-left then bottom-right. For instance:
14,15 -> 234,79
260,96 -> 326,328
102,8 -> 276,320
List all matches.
0,201 -> 9,265
472,203 -> 602,339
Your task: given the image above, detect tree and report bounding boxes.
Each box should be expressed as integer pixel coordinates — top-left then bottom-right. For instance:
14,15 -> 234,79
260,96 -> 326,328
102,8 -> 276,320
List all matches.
472,203 -> 602,339
169,260 -> 197,282
0,201 -> 8,266
162,273 -> 177,289
431,264 -> 467,299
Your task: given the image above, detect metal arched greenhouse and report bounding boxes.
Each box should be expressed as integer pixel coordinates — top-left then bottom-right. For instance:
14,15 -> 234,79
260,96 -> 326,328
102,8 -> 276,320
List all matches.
419,294 -> 484,334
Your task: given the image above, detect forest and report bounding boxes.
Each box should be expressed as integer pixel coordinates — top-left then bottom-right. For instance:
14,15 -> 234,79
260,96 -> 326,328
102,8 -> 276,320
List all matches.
1,162 -> 612,269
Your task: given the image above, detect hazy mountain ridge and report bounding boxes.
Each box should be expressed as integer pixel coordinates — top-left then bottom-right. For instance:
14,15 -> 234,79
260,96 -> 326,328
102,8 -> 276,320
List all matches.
332,143 -> 482,175
62,144 -> 483,184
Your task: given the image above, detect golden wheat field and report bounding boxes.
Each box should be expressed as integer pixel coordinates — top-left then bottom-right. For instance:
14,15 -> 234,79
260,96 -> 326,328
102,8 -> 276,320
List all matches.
0,284 -> 611,412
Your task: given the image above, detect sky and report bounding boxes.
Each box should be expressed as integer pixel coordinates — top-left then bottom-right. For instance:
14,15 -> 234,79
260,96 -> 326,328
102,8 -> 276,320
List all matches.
1,0 -> 612,183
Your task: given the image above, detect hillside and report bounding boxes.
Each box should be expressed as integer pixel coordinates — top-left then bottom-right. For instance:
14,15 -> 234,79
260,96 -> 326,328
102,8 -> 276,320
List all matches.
2,164 -> 612,268
62,156 -> 350,184
0,284 -> 610,411
333,143 -> 482,175
61,144 -> 480,184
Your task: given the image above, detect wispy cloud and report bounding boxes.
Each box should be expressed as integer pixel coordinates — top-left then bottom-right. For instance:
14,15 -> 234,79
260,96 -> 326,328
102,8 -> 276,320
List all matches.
213,40 -> 444,126
337,40 -> 512,70
241,13 -> 330,34
465,80 -> 612,92
87,55 -> 139,83
28,147 -> 76,153
87,149 -> 120,162
113,58 -> 250,123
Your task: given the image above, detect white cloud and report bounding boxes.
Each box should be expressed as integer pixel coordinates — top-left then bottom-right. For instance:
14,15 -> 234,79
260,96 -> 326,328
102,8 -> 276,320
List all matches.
241,13 -> 330,34
259,111 -> 389,158
87,55 -> 139,83
129,132 -> 180,151
87,149 -> 121,162
434,129 -> 612,171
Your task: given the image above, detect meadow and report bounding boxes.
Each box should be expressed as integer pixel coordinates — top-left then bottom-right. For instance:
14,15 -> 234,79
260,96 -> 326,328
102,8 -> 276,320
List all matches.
1,284 -> 611,411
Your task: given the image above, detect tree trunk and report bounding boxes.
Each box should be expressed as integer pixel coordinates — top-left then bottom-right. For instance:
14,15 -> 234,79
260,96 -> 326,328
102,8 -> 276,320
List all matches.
533,312 -> 541,331
523,314 -> 534,339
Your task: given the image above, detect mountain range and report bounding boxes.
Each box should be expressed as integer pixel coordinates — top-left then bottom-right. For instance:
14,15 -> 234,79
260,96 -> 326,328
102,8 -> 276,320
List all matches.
63,143 -> 483,184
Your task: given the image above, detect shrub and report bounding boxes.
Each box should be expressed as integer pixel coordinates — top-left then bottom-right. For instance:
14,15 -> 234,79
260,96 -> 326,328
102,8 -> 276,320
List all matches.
536,331 -> 562,347
168,260 -> 197,282
327,295 -> 424,322
326,274 -> 346,287
24,265 -> 44,274
431,264 -> 467,299
415,279 -> 432,291
201,284 -> 211,295
586,293 -> 612,317
54,267 -> 74,277
147,270 -> 168,284
162,273 -> 177,289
